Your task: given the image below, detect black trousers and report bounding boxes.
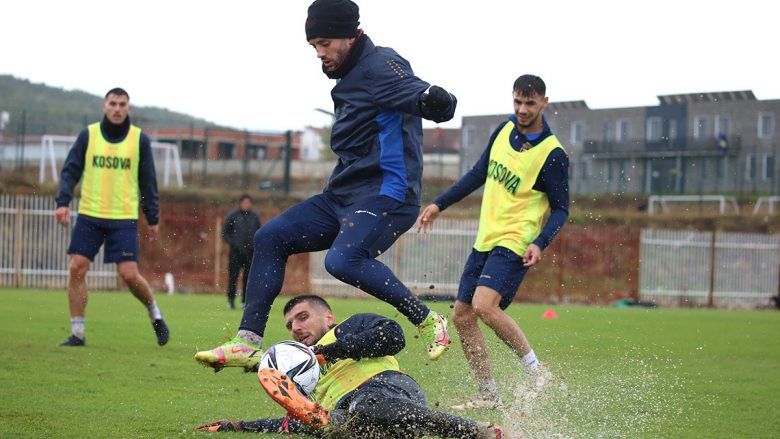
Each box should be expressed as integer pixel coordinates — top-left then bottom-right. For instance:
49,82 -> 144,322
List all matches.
227,249 -> 252,304
241,371 -> 480,438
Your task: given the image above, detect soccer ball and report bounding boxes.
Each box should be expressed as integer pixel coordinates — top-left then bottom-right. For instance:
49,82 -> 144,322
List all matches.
259,340 -> 320,397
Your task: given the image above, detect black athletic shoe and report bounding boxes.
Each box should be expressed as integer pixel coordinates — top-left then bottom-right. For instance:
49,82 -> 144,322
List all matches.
153,319 -> 170,346
58,335 -> 85,347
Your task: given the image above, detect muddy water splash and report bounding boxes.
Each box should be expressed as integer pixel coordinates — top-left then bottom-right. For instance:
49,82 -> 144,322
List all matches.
491,351 -> 685,438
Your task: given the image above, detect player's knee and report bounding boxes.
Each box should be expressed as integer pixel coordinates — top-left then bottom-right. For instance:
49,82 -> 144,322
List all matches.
253,221 -> 290,253
323,251 -> 350,280
69,259 -> 89,278
253,226 -> 271,247
118,266 -> 139,283
452,305 -> 477,329
323,247 -> 366,281
472,300 -> 500,323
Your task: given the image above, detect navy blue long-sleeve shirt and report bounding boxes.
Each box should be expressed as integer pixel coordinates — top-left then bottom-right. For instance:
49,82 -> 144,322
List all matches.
434,116 -> 569,251
315,312 -> 405,362
55,117 -> 160,225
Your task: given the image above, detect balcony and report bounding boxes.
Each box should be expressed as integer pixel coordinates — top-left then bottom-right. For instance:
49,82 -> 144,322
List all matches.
583,135 -> 741,156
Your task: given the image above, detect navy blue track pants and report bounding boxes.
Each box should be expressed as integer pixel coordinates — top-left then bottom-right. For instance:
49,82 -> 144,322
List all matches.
239,192 -> 430,336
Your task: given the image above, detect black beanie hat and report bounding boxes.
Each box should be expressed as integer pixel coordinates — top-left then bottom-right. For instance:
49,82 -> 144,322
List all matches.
305,0 -> 360,41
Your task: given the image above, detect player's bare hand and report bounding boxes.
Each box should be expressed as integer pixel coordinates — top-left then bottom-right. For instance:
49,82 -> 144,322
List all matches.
417,204 -> 441,233
523,243 -> 542,267
147,224 -> 159,239
54,206 -> 70,226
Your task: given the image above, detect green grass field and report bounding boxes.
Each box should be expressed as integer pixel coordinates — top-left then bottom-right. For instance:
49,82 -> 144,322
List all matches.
1,288 -> 778,438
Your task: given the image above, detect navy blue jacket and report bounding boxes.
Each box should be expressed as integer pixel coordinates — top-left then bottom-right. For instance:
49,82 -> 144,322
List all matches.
55,117 -> 160,225
434,116 -> 570,251
315,312 -> 405,362
325,35 -> 456,207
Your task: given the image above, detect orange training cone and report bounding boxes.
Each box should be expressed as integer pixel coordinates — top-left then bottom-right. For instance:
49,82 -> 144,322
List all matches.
542,308 -> 558,319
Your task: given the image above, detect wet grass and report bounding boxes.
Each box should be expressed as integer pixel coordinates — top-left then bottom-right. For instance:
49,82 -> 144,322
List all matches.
0,289 -> 777,438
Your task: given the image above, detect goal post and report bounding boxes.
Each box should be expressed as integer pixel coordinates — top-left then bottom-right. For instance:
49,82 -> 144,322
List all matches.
151,141 -> 184,188
38,136 -> 183,188
39,135 -> 76,184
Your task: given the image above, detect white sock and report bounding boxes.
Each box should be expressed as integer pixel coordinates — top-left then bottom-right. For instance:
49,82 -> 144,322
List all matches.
146,301 -> 163,321
236,329 -> 263,348
71,317 -> 85,339
522,350 -> 539,371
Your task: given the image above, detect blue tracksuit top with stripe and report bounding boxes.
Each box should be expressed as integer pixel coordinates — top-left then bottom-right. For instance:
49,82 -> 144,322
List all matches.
325,36 -> 456,207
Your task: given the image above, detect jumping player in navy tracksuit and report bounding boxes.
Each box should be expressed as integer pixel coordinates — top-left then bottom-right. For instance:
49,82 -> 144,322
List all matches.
195,0 -> 458,372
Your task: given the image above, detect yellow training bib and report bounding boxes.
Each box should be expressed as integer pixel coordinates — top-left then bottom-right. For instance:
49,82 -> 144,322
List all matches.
473,121 -> 564,256
78,123 -> 141,220
312,321 -> 400,410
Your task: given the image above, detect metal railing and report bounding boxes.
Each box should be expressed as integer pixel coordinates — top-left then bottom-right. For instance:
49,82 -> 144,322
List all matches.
639,228 -> 779,308
0,194 -> 117,289
310,218 -> 479,298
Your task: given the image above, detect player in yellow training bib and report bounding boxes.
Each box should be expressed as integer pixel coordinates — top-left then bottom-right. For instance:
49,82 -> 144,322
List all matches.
418,74 -> 569,409
54,88 -> 169,348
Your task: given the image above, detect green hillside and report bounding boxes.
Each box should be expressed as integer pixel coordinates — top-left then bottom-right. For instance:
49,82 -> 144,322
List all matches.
0,75 -> 228,136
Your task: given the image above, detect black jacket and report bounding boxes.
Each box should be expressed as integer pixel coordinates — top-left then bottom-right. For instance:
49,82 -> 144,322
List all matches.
222,209 -> 261,254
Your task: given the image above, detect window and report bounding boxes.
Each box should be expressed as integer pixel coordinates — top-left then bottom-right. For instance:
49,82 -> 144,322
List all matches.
580,159 -> 589,180
745,154 -> 756,181
646,117 -> 662,141
217,142 -> 234,159
618,159 -> 628,182
759,112 -> 775,139
246,144 -> 267,159
616,119 -> 630,143
462,126 -> 475,149
693,116 -> 708,139
669,119 -> 679,141
763,154 -> 775,181
180,140 -> 201,159
715,115 -> 731,137
602,121 -> 612,142
570,122 -> 585,145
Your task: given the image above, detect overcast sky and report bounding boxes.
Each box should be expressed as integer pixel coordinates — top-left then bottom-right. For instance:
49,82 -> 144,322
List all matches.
1,0 -> 776,132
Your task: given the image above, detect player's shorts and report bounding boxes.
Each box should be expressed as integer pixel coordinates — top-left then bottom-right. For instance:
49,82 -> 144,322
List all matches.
67,214 -> 139,263
457,246 -> 529,309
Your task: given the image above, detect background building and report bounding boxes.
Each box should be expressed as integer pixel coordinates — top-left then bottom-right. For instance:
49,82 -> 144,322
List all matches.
461,91 -> 779,195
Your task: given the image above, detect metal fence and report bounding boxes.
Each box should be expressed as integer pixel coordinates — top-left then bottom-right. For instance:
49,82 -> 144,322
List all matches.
310,218 -> 479,298
639,228 -> 779,308
0,194 -> 117,289
310,220 -> 640,305
5,193 -> 779,309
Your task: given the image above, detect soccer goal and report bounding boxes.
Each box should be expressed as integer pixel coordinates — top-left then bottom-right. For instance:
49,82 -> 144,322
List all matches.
150,141 -> 183,188
647,195 -> 740,215
39,135 -> 76,184
39,136 -> 183,188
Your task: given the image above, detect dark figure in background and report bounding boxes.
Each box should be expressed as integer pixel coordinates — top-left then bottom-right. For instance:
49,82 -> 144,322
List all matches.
221,194 -> 261,309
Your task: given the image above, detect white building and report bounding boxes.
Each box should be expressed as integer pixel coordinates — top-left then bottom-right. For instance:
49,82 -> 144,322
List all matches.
299,126 -> 326,161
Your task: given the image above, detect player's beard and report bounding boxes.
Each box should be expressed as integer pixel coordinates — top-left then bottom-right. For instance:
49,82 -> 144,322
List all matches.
516,111 -> 540,129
